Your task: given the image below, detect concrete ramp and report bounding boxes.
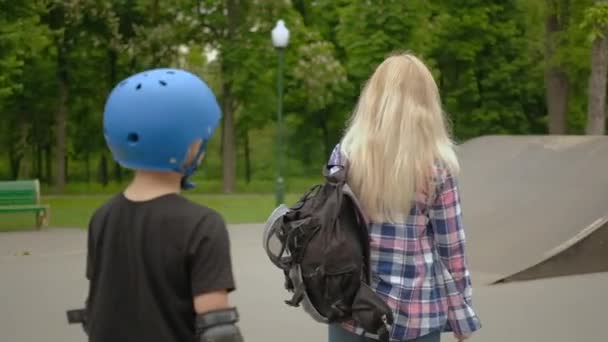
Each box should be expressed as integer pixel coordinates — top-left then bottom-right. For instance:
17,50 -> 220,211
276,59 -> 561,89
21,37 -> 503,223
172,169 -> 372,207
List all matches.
457,135 -> 608,284
502,216 -> 608,282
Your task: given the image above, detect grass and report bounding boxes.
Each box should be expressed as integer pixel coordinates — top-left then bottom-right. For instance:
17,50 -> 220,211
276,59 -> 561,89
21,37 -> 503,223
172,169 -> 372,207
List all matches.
0,193 -> 302,232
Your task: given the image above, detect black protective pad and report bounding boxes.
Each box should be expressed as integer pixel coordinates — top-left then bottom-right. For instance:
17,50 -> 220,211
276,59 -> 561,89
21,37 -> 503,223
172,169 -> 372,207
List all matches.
196,307 -> 239,332
196,308 -> 243,342
66,309 -> 86,324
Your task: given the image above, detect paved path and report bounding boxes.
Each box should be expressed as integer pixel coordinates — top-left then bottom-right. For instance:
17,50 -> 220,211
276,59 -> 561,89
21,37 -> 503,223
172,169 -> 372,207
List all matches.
0,227 -> 325,342
1,227 -> 607,342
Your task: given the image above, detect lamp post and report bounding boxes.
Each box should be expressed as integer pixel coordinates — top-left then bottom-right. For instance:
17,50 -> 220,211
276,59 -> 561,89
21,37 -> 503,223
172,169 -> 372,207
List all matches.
272,20 -> 289,206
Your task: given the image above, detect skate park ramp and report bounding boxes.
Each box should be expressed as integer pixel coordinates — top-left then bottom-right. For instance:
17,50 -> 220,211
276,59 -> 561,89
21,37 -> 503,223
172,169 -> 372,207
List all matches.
457,135 -> 608,284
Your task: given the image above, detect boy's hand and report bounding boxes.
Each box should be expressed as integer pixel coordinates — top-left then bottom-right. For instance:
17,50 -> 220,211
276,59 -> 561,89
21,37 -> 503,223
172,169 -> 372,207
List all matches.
455,334 -> 469,341
194,290 -> 229,313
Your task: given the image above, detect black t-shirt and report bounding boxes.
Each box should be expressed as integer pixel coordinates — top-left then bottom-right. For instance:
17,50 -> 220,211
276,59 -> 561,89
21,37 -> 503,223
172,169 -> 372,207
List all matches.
85,193 -> 235,342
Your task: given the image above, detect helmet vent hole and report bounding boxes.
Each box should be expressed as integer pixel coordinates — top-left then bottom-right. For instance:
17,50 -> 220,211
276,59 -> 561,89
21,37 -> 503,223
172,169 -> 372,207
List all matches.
127,133 -> 139,144
135,83 -> 142,90
159,80 -> 167,86
166,71 -> 175,74
119,81 -> 127,87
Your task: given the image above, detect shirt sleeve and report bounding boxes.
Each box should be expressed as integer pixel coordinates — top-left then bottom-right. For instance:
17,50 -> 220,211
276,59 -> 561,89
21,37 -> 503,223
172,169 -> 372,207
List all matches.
429,170 -> 481,336
86,228 -> 94,280
86,213 -> 99,280
85,214 -> 99,315
189,212 -> 236,296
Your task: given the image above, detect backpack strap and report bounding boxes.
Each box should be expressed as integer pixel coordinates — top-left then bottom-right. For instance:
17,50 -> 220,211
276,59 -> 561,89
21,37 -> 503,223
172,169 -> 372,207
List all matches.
284,282 -> 306,307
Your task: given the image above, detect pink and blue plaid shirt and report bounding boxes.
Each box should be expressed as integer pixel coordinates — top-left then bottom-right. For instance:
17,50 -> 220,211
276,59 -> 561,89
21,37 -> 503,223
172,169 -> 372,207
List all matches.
329,146 -> 481,341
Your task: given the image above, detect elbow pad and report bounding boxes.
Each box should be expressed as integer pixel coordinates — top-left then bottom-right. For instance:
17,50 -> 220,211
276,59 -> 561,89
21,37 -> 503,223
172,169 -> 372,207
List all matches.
196,307 -> 244,342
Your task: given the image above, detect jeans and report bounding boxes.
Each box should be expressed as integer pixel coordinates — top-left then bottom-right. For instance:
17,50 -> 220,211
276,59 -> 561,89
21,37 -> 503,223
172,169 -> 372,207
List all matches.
328,325 -> 441,342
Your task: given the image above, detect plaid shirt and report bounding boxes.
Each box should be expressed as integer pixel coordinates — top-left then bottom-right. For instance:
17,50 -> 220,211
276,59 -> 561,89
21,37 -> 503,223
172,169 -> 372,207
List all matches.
329,146 -> 481,341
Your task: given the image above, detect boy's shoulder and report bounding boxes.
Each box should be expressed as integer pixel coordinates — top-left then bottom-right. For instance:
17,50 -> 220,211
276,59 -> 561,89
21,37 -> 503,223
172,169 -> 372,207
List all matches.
161,195 -> 227,242
168,194 -> 225,226
89,193 -> 224,227
88,193 -> 227,243
89,193 -> 122,225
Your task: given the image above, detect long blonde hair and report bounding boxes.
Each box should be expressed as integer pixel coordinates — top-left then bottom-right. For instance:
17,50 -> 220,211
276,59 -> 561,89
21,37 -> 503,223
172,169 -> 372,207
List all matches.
341,52 -> 459,223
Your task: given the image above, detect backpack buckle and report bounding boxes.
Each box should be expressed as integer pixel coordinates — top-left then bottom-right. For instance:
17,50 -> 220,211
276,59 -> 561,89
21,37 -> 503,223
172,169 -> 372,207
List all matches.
377,314 -> 391,342
284,283 -> 305,307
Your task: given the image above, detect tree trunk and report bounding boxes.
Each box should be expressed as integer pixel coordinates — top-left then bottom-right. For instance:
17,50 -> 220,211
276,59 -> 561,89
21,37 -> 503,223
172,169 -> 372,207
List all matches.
114,162 -> 123,183
107,49 -> 121,183
109,49 -> 117,86
292,0 -> 310,25
30,143 -> 36,179
55,46 -> 68,191
64,154 -> 69,183
221,0 -> 239,194
8,118 -> 28,179
544,4 -> 570,134
45,144 -> 52,183
150,0 -> 161,67
244,129 -> 251,184
99,154 -> 109,187
221,84 -> 236,193
85,152 -> 91,182
8,147 -> 22,180
586,21 -> 608,134
36,142 -> 43,180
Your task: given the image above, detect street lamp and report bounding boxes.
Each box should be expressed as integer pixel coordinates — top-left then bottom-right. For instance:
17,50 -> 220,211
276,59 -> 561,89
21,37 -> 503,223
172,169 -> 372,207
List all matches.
272,19 -> 289,206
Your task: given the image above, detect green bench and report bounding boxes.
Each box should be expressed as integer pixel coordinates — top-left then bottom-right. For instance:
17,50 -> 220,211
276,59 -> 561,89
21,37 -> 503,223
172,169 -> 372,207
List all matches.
0,179 -> 50,229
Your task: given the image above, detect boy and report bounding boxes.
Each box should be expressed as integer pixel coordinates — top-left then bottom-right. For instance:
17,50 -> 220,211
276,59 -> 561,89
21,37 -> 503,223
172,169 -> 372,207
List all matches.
76,68 -> 243,342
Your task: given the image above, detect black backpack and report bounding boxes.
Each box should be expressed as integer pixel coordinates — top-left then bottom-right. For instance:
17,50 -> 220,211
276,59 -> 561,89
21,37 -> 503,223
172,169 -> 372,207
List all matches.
263,165 -> 394,341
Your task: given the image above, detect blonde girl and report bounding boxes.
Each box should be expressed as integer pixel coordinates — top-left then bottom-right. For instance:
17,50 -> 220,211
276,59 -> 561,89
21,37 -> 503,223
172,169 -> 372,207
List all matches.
328,53 -> 481,342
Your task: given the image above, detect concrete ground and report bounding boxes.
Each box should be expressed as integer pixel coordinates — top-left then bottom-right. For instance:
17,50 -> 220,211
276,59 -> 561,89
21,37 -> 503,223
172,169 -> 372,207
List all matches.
1,226 -> 607,342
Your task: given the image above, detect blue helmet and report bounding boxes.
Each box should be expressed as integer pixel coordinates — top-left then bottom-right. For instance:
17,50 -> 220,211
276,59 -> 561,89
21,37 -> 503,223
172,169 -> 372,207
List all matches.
103,68 -> 221,189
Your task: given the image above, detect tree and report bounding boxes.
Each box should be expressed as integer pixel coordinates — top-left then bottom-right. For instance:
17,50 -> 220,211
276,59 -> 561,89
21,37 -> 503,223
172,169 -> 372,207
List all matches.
0,1 -> 52,179
44,0 -> 89,191
337,0 -> 429,88
544,0 -> 571,134
195,0 -> 289,192
582,1 -> 608,134
287,1 -> 352,169
289,39 -> 349,166
3,0 -> 606,187
428,1 -> 545,139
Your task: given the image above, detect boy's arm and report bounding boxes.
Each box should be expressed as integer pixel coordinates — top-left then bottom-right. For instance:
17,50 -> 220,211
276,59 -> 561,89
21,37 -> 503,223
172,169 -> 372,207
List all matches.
194,290 -> 229,313
194,291 -> 242,342
190,213 -> 243,342
67,221 -> 96,333
80,219 -> 97,333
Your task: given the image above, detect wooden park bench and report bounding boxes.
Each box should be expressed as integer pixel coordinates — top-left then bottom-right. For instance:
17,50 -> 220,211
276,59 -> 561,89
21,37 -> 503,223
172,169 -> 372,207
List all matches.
0,179 -> 50,229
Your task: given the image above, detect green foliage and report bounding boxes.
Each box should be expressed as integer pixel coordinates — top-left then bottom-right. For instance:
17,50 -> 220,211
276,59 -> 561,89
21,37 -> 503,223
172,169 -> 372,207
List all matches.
336,0 -> 429,86
581,2 -> 608,41
0,1 -> 51,100
0,0 -> 602,190
427,1 -> 546,139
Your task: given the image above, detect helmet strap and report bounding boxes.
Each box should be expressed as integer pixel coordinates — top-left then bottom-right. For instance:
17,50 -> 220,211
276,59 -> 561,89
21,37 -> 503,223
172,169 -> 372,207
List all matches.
180,141 -> 207,190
